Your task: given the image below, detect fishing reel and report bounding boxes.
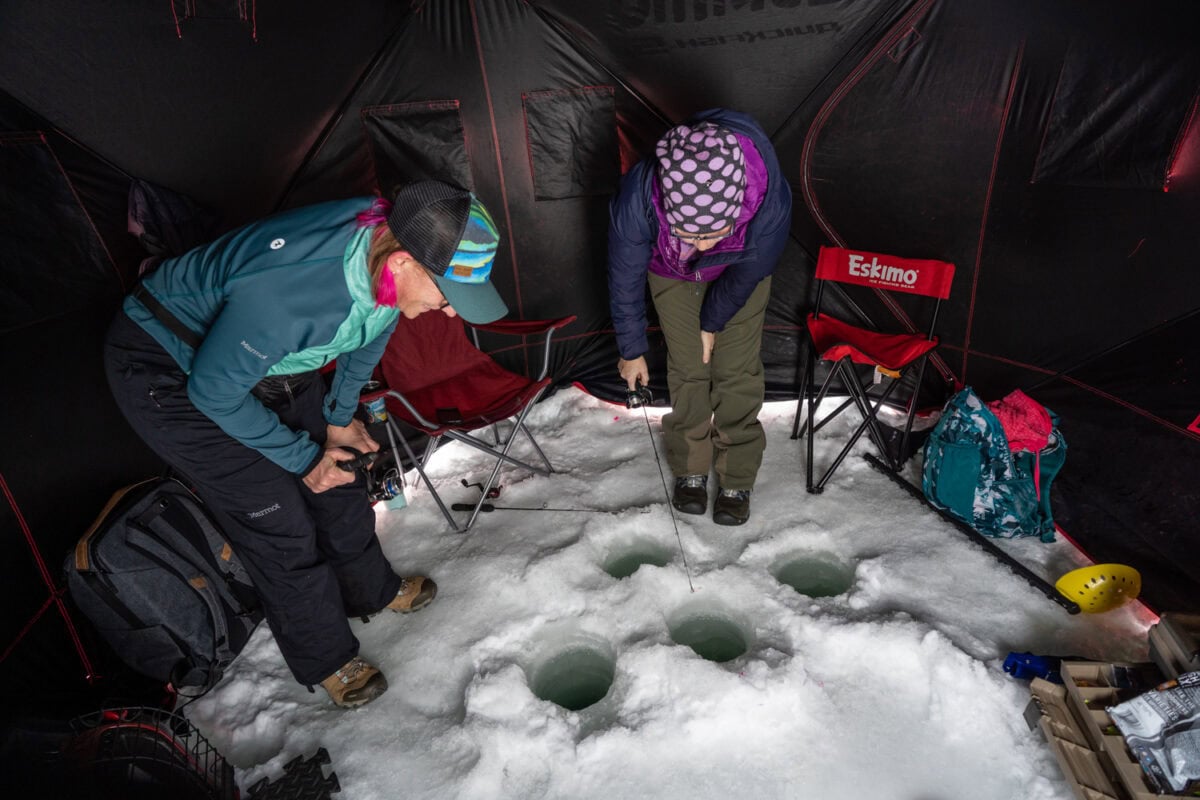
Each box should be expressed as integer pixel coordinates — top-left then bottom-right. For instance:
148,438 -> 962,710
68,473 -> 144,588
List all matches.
334,446 -> 405,504
366,468 -> 404,503
625,382 -> 653,409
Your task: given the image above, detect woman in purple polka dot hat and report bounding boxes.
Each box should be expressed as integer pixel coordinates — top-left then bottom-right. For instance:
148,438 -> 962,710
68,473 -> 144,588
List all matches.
607,109 -> 792,525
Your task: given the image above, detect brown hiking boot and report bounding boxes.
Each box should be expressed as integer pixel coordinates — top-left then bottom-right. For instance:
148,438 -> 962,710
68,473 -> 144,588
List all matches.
671,475 -> 708,515
713,488 -> 751,526
320,656 -> 388,708
385,575 -> 437,613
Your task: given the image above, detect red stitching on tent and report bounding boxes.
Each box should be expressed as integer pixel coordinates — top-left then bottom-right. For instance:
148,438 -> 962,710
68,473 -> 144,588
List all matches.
0,594 -> 55,665
801,1 -> 936,243
0,470 -> 97,681
962,40 -> 1024,384
1060,375 -> 1200,442
468,0 -> 529,376
799,0 -> 959,386
1165,91 -> 1200,193
38,133 -> 123,292
942,345 -> 1056,377
887,27 -> 922,63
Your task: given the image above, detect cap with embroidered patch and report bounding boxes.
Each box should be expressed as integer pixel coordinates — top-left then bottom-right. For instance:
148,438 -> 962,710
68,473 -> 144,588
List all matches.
387,181 -> 507,323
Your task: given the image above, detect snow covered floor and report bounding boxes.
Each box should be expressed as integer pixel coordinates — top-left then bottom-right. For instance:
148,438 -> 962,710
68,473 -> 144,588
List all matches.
185,386 -> 1155,799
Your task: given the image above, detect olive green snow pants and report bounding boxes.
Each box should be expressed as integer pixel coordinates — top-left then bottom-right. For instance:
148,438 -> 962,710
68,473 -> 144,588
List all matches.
648,273 -> 771,491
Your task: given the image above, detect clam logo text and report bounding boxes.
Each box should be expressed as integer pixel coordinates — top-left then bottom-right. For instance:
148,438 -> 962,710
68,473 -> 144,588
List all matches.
613,0 -> 848,26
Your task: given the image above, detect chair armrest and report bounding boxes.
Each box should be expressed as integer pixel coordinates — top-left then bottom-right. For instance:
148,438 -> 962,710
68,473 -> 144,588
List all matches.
469,315 -> 576,381
469,315 -> 576,337
383,389 -> 440,432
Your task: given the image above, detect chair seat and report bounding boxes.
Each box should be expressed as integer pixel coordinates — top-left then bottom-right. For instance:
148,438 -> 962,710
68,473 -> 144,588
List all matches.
807,312 -> 938,371
362,309 -> 573,532
381,369 -> 550,436
795,246 -> 956,493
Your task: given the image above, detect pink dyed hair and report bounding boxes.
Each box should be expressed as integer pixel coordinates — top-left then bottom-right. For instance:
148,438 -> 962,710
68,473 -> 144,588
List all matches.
357,198 -> 398,307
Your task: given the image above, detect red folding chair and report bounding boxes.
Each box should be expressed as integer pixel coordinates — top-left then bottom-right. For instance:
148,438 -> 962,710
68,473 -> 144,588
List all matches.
362,311 -> 576,532
793,245 -> 955,493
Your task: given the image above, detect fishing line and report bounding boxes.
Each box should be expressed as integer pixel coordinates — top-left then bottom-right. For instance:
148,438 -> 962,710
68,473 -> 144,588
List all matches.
628,384 -> 695,593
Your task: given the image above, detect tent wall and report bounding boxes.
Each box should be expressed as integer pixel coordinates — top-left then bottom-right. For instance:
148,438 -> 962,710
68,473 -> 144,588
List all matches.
1,0 -> 1197,703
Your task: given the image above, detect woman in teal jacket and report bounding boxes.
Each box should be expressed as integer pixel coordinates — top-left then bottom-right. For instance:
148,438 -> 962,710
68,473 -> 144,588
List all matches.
104,181 -> 506,707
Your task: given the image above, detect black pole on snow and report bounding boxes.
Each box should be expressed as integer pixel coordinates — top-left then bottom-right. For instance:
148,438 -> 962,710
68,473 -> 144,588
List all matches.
863,454 -> 1081,615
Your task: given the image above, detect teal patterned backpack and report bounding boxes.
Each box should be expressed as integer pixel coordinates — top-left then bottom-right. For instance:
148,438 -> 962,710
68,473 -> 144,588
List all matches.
921,387 -> 1066,541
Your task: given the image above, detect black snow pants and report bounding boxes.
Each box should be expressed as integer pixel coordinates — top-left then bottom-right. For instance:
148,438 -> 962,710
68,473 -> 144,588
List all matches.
103,311 -> 402,686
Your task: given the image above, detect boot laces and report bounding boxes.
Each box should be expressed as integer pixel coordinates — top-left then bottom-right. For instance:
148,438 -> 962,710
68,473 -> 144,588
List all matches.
335,656 -> 371,685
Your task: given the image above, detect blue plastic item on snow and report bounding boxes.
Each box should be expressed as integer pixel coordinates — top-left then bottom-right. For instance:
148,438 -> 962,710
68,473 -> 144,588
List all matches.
1003,651 -> 1063,683
921,387 -> 1065,541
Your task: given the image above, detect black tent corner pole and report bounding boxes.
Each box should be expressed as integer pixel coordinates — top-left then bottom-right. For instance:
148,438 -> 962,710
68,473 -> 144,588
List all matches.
863,453 -> 1081,615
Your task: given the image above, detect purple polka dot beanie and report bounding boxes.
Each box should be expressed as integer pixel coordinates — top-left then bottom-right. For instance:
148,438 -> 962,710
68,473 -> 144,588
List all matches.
655,122 -> 746,235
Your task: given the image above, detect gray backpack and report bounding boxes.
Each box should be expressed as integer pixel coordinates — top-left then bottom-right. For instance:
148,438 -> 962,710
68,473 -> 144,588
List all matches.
65,478 -> 262,690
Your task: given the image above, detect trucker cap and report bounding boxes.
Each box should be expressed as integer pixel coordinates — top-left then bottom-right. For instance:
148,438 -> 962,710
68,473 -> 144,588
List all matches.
387,181 -> 507,323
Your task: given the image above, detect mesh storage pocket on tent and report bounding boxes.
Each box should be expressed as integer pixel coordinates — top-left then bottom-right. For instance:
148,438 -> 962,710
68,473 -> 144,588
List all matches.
362,99 -> 475,197
522,86 -> 619,200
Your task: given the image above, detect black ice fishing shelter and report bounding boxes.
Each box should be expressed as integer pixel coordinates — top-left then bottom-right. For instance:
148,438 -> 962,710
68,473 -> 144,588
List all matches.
2,0 -> 1198,707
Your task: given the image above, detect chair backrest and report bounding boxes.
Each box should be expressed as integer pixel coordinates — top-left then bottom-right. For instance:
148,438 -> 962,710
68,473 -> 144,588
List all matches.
379,311 -> 492,394
815,246 -> 955,300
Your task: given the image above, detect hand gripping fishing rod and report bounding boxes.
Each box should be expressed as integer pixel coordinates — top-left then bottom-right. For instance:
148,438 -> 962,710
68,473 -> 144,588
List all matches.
627,382 -> 695,592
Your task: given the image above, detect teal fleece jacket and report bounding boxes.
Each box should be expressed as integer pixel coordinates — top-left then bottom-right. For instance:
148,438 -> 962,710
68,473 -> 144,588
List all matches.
123,197 -> 400,475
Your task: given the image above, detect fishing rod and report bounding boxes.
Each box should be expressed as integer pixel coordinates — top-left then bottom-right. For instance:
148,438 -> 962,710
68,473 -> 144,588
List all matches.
627,382 -> 695,593
450,494 -> 650,515
451,480 -> 647,514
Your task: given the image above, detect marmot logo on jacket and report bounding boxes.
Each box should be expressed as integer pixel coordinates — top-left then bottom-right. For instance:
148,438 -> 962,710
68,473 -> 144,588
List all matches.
240,340 -> 270,359
247,503 -> 281,519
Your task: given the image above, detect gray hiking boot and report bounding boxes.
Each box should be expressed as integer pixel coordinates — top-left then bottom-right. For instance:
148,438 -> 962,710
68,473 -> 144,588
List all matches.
672,475 -> 708,515
713,488 -> 751,526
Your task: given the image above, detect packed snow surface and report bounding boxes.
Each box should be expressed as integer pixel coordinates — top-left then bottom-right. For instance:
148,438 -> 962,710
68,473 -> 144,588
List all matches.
185,387 -> 1154,799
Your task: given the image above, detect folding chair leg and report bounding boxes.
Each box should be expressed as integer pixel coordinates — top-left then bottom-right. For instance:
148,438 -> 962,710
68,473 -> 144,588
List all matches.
813,364 -> 873,491
897,355 -> 930,467
808,358 -> 903,493
791,343 -> 813,440
460,386 -> 551,531
793,344 -> 859,441
840,361 -> 902,471
805,359 -> 842,492
513,419 -> 553,473
483,420 -> 503,448
443,431 -> 552,474
385,421 -> 463,532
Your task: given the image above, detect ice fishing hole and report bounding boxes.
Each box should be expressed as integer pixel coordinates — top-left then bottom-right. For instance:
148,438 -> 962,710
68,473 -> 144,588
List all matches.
603,540 -> 672,579
528,643 -> 615,711
668,603 -> 751,663
773,553 -> 855,598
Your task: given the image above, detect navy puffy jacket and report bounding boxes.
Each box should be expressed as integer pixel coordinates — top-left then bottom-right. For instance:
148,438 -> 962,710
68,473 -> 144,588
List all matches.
607,108 -> 792,359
